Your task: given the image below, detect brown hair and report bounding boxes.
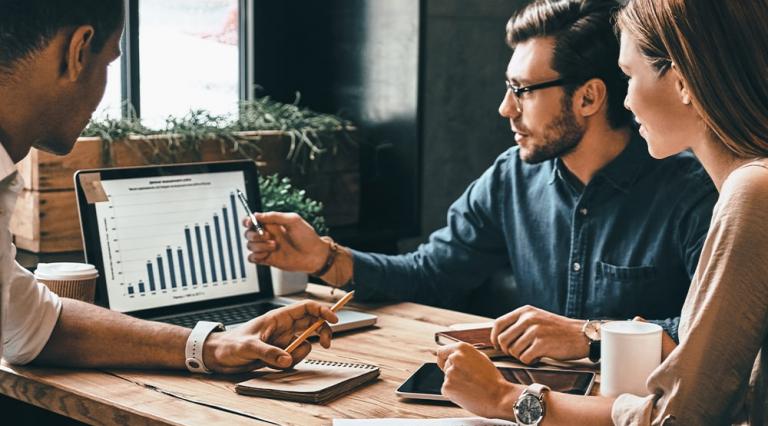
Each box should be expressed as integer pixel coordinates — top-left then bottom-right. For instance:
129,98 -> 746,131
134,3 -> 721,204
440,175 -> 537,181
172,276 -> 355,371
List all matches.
617,0 -> 768,158
0,0 -> 124,74
507,0 -> 633,129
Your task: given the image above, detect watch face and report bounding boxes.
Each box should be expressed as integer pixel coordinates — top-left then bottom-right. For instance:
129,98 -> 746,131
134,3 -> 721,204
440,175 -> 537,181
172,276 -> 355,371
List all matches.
515,394 -> 544,424
585,321 -> 601,341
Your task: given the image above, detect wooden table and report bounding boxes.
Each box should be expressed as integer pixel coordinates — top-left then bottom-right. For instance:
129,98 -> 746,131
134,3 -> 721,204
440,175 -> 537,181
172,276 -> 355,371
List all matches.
0,284 -> 514,425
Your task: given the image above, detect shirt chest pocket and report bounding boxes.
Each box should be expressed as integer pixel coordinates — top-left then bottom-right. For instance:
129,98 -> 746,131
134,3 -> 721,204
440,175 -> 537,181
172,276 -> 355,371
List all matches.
589,261 -> 658,318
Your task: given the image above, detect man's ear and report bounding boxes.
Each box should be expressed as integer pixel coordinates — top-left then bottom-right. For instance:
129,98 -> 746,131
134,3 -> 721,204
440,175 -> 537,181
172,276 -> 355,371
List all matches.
63,26 -> 96,82
574,78 -> 607,118
670,63 -> 692,105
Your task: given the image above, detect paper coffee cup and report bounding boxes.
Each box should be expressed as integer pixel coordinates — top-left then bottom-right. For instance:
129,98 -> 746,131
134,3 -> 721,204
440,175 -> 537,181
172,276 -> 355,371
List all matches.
35,263 -> 99,303
600,321 -> 662,397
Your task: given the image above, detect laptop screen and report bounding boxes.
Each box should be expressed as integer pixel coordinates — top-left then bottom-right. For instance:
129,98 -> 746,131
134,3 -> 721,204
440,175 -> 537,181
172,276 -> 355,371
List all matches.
76,161 -> 272,317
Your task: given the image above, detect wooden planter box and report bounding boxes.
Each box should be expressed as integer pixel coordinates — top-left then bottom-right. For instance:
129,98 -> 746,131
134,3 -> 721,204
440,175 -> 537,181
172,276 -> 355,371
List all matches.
11,130 -> 359,253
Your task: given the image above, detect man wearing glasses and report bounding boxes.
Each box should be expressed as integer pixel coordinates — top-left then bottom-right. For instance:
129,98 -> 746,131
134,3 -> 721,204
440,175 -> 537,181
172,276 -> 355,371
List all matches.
244,0 -> 716,364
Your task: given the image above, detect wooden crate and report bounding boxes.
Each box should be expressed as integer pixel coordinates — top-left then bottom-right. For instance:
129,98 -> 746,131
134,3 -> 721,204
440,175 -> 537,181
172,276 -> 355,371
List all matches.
12,131 -> 359,253
10,190 -> 83,252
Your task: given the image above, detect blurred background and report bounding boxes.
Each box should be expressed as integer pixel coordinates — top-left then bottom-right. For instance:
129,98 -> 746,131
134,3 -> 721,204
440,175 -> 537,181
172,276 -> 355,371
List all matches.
97,0 -> 532,254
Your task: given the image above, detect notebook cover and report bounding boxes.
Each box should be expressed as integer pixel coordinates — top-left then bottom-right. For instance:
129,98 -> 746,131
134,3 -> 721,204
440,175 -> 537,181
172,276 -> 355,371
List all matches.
234,359 -> 380,404
434,327 -> 506,357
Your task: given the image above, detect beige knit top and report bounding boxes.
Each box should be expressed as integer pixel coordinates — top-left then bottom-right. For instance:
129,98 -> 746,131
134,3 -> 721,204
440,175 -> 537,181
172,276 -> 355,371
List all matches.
612,160 -> 768,425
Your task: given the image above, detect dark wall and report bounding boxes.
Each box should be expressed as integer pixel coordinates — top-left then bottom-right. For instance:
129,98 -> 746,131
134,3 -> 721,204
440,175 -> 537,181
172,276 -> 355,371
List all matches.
250,1 -> 532,253
404,0 -> 531,249
251,1 -> 421,252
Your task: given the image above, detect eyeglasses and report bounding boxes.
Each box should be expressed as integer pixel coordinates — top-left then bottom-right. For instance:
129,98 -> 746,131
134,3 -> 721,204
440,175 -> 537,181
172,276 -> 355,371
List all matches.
505,78 -> 567,112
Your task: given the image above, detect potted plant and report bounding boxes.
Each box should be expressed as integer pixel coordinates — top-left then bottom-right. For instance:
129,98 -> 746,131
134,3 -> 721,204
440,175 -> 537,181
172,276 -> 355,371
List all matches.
259,174 -> 328,295
13,95 -> 358,253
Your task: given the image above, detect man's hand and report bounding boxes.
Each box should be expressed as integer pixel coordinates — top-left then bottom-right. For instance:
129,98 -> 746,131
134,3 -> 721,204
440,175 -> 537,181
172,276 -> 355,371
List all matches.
632,317 -> 678,361
202,301 -> 338,374
491,305 -> 589,364
437,343 -> 519,420
243,212 -> 328,274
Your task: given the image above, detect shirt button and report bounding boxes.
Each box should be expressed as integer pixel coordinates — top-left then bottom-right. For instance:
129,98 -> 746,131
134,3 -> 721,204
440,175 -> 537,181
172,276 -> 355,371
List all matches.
579,208 -> 588,216
573,262 -> 581,272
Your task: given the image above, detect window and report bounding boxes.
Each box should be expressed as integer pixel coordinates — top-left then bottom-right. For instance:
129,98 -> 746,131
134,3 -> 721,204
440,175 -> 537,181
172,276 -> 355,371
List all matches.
93,58 -> 123,120
93,0 -> 244,125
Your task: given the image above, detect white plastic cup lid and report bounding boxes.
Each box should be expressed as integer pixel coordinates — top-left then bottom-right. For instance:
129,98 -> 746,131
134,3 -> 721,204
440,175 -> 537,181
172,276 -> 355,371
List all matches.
34,263 -> 99,281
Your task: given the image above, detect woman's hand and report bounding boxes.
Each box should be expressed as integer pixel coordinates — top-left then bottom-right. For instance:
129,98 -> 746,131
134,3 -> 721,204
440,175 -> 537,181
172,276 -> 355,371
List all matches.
437,342 -> 520,421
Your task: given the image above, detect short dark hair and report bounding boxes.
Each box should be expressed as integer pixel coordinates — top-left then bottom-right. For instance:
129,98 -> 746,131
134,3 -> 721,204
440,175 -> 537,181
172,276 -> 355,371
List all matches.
506,0 -> 632,129
0,0 -> 124,73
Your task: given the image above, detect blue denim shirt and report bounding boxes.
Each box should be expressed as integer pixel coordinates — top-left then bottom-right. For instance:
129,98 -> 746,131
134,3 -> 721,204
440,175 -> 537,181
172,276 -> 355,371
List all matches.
351,134 -> 717,340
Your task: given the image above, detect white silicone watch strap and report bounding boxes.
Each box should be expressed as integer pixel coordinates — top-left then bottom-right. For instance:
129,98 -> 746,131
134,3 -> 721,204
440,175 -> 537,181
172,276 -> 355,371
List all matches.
185,321 -> 225,373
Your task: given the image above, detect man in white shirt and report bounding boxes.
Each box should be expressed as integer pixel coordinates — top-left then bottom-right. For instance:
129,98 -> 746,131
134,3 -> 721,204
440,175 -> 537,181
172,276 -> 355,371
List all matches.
0,0 -> 336,374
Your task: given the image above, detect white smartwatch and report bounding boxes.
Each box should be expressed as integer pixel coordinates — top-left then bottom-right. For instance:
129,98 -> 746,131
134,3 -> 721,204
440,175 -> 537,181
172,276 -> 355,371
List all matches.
185,321 -> 225,374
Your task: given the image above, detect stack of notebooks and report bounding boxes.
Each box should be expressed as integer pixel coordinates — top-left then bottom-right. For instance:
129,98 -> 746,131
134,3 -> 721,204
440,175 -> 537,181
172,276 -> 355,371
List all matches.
235,359 -> 380,404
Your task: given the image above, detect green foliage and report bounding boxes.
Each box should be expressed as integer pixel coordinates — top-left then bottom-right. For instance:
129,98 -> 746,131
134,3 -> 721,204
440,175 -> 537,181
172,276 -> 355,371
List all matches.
81,95 -> 353,172
258,174 -> 328,235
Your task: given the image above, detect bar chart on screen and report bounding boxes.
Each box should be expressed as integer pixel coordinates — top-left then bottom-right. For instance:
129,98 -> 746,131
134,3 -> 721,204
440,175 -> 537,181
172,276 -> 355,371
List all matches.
94,171 -> 261,312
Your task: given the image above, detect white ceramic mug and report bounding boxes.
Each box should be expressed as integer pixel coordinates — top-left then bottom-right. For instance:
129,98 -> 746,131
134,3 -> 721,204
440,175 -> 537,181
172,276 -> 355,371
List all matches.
35,262 -> 100,303
270,267 -> 308,296
600,320 -> 662,397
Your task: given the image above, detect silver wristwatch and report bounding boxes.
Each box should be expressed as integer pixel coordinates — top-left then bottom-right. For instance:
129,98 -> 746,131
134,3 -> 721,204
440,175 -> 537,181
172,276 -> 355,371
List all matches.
514,383 -> 550,426
185,321 -> 225,373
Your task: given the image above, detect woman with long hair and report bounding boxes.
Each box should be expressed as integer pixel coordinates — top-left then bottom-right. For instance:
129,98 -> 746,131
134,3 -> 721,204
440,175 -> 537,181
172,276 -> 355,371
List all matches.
437,0 -> 768,424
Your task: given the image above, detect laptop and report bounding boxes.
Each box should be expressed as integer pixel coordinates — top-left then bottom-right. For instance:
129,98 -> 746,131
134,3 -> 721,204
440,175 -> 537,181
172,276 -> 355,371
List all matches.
73,160 -> 376,333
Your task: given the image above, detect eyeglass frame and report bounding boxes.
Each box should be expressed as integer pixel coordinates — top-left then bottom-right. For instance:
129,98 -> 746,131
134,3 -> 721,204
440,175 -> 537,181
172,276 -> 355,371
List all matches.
504,78 -> 569,112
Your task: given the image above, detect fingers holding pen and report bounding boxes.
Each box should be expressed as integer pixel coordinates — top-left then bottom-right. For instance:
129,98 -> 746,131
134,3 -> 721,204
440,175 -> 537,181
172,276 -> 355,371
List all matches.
243,217 -> 274,240
243,216 -> 278,263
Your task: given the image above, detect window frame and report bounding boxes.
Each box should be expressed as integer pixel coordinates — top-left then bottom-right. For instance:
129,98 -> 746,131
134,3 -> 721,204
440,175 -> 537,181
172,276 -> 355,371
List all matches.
118,0 -> 250,119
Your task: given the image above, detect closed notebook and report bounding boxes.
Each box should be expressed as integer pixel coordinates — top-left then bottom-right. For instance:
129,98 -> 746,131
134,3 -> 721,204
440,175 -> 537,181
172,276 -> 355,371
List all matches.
434,327 -> 505,358
235,359 -> 380,404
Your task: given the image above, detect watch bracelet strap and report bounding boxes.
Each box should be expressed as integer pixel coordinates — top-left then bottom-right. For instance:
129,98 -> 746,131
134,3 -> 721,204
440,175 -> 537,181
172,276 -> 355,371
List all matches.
589,340 -> 601,362
185,321 -> 225,373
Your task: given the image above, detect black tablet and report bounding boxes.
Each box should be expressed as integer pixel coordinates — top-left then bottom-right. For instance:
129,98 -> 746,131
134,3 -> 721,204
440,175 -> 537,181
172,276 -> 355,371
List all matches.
396,362 -> 595,401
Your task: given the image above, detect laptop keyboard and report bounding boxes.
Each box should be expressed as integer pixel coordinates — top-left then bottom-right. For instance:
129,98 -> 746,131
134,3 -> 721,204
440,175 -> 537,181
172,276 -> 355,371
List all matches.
156,302 -> 285,328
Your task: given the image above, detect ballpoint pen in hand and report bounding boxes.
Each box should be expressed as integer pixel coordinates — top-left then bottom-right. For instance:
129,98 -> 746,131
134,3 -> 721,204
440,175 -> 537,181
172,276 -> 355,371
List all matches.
236,189 -> 265,236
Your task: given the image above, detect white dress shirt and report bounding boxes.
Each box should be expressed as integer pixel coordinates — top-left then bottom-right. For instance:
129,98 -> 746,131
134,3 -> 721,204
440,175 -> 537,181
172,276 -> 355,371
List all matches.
0,143 -> 61,364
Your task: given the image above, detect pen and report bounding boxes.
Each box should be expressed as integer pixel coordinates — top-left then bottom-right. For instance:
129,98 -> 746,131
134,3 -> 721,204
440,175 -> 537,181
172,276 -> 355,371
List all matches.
284,291 -> 355,354
235,189 -> 265,236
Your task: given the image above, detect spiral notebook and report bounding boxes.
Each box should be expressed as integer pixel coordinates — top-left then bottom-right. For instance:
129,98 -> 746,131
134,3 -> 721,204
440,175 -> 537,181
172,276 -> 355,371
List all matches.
235,359 -> 380,404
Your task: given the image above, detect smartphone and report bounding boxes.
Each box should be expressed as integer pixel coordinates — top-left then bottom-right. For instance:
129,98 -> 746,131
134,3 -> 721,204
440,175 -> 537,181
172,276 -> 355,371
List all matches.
395,362 -> 595,401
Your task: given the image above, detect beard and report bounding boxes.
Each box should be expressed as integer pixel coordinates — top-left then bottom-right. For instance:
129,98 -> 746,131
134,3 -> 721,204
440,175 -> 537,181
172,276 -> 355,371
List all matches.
517,94 -> 586,164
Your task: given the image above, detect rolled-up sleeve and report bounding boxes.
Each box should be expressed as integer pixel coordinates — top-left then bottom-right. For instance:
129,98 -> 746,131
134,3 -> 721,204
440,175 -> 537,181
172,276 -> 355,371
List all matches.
1,171 -> 62,365
2,245 -> 62,364
613,394 -> 658,425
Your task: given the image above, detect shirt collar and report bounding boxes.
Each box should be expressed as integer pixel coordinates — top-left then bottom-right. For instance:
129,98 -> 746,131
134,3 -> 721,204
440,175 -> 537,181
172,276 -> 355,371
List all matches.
548,131 -> 649,192
0,141 -> 17,182
595,131 -> 650,193
549,157 -> 584,192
